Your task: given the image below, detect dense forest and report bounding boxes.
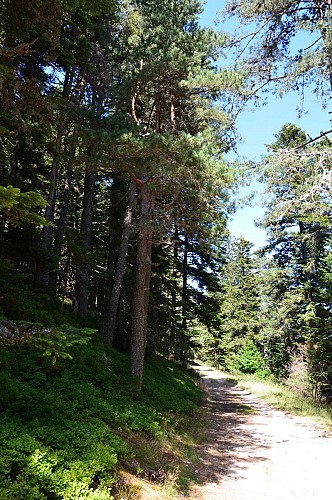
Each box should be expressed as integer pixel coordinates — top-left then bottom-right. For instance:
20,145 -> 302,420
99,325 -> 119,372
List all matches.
0,0 -> 331,498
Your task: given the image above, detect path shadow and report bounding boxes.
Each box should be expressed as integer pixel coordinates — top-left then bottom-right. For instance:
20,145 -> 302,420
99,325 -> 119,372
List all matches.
193,365 -> 271,483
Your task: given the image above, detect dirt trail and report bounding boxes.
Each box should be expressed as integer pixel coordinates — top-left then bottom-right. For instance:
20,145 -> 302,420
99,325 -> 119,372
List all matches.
186,365 -> 332,500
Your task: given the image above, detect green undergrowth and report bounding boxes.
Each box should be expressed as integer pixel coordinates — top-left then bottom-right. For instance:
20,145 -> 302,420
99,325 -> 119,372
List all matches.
230,372 -> 332,427
0,334 -> 204,499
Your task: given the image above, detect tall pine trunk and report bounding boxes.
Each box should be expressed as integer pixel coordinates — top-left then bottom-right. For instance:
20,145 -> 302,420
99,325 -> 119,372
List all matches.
180,235 -> 189,369
75,170 -> 96,319
49,128 -> 77,294
170,228 -> 179,354
129,184 -> 155,390
36,121 -> 64,287
36,70 -> 73,288
103,179 -> 137,345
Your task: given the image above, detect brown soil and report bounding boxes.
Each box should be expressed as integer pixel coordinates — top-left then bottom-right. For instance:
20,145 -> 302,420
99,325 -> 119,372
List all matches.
186,365 -> 332,500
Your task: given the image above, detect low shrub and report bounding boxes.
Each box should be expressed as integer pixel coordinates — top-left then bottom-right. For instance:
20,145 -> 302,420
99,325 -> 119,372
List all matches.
0,335 -> 203,499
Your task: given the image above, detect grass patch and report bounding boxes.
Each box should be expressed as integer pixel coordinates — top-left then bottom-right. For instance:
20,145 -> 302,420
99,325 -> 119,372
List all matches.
231,373 -> 332,427
0,334 -> 204,499
237,403 -> 258,414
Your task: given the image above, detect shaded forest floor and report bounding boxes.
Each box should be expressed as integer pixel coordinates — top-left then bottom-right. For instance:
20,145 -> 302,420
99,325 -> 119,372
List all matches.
185,365 -> 332,500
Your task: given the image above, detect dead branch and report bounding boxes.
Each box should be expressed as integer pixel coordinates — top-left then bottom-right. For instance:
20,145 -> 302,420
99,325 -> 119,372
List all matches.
131,93 -> 140,125
170,95 -> 176,130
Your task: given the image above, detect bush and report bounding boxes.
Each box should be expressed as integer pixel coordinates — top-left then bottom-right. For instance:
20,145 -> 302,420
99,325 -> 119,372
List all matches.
228,340 -> 266,375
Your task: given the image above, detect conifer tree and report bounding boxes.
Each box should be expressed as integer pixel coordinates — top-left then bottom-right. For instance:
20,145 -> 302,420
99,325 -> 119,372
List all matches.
223,0 -> 332,113
119,0 -> 240,389
257,124 -> 332,393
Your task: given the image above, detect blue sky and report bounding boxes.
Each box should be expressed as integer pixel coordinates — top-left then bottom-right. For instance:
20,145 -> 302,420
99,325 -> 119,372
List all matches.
199,1 -> 332,249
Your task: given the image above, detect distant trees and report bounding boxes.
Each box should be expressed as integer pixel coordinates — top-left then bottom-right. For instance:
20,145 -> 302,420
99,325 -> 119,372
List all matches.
217,237 -> 261,369
191,236 -> 264,373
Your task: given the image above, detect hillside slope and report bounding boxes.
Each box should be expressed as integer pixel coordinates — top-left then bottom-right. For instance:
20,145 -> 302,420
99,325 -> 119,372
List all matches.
0,332 -> 203,499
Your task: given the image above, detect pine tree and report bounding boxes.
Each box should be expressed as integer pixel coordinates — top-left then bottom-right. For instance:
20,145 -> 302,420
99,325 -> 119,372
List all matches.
257,124 -> 332,393
222,0 -> 332,110
120,0 -> 240,389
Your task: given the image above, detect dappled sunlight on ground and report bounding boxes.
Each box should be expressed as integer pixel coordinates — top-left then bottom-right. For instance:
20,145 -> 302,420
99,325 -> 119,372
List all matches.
185,365 -> 332,500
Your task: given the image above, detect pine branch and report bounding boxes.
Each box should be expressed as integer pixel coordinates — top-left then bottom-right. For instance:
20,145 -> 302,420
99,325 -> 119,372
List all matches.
295,129 -> 332,149
0,40 -> 37,58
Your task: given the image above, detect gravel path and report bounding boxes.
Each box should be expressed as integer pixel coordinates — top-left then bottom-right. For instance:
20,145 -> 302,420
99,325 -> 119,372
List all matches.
186,365 -> 332,500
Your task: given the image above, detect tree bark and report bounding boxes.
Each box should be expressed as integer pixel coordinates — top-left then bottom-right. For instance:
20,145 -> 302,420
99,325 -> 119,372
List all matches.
180,234 -> 189,369
103,179 -> 137,345
36,69 -> 73,288
170,228 -> 179,357
75,169 -> 96,319
35,121 -> 64,288
48,127 -> 77,293
129,183 -> 155,390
